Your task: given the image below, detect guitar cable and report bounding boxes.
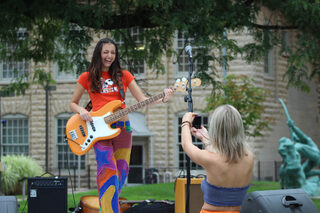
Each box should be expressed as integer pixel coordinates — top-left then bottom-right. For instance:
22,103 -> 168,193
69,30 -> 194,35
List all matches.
65,135 -> 81,145
64,136 -> 79,212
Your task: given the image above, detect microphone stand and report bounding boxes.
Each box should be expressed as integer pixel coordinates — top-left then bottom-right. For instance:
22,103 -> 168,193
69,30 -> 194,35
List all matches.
184,52 -> 193,213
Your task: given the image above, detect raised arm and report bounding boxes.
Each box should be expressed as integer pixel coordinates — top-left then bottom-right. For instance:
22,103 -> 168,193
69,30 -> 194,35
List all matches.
287,119 -> 313,145
181,112 -> 209,166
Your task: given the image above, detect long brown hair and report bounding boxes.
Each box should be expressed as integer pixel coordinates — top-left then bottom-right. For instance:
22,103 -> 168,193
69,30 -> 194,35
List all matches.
87,38 -> 122,92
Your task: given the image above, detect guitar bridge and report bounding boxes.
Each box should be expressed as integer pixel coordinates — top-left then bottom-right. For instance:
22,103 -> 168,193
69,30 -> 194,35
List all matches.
69,130 -> 78,141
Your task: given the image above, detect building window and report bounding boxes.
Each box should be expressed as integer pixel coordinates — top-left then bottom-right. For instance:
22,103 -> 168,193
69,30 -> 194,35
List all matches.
0,59 -> 29,80
115,27 -> 145,76
0,29 -> 29,82
263,20 -> 274,77
54,24 -> 83,81
175,32 -> 204,73
281,30 -> 291,57
55,114 -> 85,170
53,62 -> 78,81
177,113 -> 208,170
1,114 -> 29,156
264,46 -> 273,76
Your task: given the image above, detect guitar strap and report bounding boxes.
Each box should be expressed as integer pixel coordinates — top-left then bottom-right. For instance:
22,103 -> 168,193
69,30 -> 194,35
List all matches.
84,101 -> 93,112
84,74 -> 125,112
117,74 -> 126,104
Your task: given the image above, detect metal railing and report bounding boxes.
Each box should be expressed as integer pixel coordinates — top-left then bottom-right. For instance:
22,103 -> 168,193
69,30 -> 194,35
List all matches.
52,161 -> 284,191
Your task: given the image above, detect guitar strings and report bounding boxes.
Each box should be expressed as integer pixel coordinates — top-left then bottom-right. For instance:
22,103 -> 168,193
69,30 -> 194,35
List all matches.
104,93 -> 165,123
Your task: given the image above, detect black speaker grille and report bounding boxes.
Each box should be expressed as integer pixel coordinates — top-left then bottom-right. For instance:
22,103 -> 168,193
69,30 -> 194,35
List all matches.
29,177 -> 67,188
27,177 -> 68,213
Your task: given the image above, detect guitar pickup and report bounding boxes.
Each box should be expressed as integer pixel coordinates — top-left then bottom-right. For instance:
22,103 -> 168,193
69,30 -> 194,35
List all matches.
79,125 -> 86,137
89,122 -> 96,132
69,130 -> 78,141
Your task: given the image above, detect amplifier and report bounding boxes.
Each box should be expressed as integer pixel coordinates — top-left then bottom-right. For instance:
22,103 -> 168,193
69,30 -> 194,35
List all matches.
240,188 -> 319,213
174,178 -> 204,213
27,177 -> 68,213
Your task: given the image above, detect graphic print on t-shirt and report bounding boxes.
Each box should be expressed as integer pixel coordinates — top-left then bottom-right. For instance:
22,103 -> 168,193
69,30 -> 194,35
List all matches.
100,77 -> 118,93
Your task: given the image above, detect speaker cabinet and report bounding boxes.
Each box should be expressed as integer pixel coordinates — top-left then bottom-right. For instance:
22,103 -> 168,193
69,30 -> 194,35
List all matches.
174,178 -> 204,213
0,196 -> 18,213
240,188 -> 319,213
27,177 -> 68,213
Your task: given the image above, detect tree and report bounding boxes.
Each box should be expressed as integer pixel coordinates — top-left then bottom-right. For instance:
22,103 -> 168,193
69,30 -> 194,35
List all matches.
1,0 -> 319,91
0,1 -> 319,136
205,74 -> 270,137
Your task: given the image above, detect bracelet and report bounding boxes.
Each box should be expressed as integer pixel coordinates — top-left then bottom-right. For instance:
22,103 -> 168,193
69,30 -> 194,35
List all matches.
181,123 -> 190,128
181,121 -> 191,128
162,98 -> 168,103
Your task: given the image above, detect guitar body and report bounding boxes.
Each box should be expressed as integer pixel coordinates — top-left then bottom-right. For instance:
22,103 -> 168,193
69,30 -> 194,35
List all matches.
66,100 -> 122,156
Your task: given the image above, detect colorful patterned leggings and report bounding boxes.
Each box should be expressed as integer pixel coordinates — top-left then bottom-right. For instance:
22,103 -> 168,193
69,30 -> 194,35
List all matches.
93,123 -> 132,213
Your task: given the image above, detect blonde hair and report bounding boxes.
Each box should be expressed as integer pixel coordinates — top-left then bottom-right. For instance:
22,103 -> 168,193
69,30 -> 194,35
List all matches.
208,105 -> 247,163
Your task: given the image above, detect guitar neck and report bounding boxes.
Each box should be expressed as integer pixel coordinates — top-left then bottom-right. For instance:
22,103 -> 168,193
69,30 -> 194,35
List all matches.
105,92 -> 165,123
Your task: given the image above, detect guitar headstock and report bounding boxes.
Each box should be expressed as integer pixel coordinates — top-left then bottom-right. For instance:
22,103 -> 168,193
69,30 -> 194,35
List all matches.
174,77 -> 201,92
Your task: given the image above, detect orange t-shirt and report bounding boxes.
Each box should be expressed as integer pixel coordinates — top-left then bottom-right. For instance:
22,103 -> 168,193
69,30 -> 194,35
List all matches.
78,70 -> 135,111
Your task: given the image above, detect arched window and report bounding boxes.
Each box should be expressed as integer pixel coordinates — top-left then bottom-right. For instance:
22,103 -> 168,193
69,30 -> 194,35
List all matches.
1,114 -> 29,156
55,113 -> 85,170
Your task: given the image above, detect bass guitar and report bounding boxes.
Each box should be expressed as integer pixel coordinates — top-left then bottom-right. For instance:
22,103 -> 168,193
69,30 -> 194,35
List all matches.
66,78 -> 201,155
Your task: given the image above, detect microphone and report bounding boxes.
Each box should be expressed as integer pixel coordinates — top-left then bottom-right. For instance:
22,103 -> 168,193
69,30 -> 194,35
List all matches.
185,45 -> 192,58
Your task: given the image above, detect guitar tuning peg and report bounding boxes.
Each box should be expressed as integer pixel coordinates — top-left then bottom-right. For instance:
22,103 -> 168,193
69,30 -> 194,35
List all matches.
176,79 -> 181,83
182,77 -> 187,82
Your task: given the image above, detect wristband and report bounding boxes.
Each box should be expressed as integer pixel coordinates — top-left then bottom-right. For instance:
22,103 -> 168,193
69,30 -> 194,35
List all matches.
181,121 -> 191,128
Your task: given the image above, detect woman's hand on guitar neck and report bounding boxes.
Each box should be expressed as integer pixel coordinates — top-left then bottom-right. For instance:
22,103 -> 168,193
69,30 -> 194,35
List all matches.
79,107 -> 93,122
162,87 -> 174,103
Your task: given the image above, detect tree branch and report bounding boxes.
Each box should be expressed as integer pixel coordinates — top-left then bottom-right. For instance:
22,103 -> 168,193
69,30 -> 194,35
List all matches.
251,23 -> 298,30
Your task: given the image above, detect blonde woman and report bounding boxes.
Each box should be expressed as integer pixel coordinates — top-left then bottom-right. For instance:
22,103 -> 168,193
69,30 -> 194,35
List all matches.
181,105 -> 254,213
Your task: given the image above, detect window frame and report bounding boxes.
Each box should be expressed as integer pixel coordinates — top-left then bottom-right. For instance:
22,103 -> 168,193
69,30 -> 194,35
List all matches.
0,28 -> 29,83
53,62 -> 78,82
115,27 -> 146,77
263,20 -> 275,78
176,112 -> 209,171
1,114 -> 29,156
54,113 -> 86,172
173,32 -> 207,75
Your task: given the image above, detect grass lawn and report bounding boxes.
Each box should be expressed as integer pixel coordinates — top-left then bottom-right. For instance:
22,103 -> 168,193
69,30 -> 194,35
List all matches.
16,181 -> 320,212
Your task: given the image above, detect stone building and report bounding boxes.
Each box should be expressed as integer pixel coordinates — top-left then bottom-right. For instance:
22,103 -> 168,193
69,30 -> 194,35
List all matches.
0,27 -> 319,189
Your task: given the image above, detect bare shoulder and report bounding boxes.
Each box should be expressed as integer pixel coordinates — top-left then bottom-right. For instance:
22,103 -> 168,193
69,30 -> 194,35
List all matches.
245,150 -> 254,163
190,149 -> 218,167
198,150 -> 223,168
242,150 -> 255,177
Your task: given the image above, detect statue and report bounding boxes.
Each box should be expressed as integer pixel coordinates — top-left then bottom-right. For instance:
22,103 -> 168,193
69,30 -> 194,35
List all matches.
278,98 -> 320,196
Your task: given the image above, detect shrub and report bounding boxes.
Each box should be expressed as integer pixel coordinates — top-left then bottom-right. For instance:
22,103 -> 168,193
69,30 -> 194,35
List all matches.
206,74 -> 270,137
1,155 -> 44,195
